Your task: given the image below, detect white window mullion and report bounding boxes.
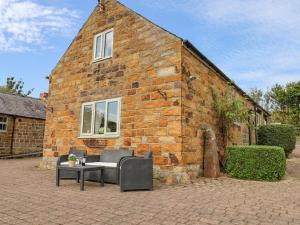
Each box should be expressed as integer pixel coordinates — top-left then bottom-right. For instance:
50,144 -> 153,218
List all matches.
104,101 -> 108,135
101,34 -> 105,59
91,103 -> 96,136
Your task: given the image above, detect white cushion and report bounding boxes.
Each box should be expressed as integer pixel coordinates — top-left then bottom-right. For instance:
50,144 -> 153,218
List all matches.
60,162 -> 69,166
86,162 -> 117,168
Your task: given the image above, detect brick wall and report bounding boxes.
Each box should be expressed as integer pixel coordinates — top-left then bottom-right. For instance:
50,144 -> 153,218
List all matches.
0,115 -> 45,156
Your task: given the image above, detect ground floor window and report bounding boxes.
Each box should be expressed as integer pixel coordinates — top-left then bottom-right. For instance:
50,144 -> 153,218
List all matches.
0,115 -> 8,132
80,98 -> 121,137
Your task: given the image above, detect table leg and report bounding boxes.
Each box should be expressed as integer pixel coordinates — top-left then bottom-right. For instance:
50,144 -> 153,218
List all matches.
77,171 -> 80,183
56,168 -> 60,187
101,169 -> 104,187
80,170 -> 85,191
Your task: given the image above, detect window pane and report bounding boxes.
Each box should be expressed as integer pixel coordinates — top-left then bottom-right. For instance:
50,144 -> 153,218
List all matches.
2,124 -> 6,131
0,124 -> 3,130
104,31 -> 113,58
0,117 -> 5,122
106,101 -> 118,133
94,102 -> 106,135
95,35 -> 102,59
82,105 -> 92,134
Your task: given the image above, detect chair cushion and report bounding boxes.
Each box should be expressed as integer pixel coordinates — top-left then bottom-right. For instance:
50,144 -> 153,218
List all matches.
86,162 -> 117,168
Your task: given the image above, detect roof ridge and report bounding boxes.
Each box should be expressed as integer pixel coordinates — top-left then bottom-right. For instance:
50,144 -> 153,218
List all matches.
0,92 -> 41,101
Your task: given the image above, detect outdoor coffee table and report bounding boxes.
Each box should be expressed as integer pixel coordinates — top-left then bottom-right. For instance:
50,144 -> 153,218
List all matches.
56,165 -> 105,191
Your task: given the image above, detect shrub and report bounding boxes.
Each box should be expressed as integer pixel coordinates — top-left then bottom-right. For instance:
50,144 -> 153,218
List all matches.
68,154 -> 77,161
257,124 -> 296,156
225,145 -> 286,181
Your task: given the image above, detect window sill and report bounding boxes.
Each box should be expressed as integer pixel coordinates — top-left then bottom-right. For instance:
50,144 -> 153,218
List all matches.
92,56 -> 112,63
78,134 -> 119,139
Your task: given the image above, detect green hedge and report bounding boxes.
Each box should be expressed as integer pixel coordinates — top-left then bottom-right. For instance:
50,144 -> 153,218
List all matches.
225,145 -> 286,181
257,124 -> 296,156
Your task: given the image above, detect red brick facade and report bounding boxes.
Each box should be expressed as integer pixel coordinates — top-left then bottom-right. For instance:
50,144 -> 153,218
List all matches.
42,0 -> 269,183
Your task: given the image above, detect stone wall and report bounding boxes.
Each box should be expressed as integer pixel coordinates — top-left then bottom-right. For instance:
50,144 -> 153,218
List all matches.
12,117 -> 45,155
0,115 -> 45,156
42,0 -> 186,182
42,0 -> 269,183
0,115 -> 14,156
180,47 -> 260,170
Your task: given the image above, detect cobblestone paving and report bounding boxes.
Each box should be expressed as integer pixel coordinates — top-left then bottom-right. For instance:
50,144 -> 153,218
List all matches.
0,145 -> 300,225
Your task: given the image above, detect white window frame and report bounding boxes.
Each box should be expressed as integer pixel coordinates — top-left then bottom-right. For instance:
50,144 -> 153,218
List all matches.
80,97 -> 121,138
93,28 -> 114,62
0,115 -> 8,133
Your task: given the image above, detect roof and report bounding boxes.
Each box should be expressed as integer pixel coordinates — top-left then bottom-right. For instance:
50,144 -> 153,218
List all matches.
118,2 -> 270,116
0,93 -> 46,120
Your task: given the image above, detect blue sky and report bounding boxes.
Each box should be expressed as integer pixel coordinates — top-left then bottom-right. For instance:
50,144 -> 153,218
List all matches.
0,0 -> 299,97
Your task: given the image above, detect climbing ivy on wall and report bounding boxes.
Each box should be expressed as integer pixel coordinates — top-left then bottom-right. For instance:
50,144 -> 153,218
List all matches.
211,85 -> 252,147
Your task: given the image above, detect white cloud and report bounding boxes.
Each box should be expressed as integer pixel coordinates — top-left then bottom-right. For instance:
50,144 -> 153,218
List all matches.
0,0 -> 79,52
143,0 -> 300,88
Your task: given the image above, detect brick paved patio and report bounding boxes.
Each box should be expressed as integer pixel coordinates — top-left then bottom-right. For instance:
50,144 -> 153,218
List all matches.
0,145 -> 300,225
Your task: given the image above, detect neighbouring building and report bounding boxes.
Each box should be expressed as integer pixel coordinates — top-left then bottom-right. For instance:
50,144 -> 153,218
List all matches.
42,0 -> 269,183
0,93 -> 46,157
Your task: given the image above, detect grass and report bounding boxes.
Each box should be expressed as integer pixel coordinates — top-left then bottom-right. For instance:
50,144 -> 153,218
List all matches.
297,136 -> 300,141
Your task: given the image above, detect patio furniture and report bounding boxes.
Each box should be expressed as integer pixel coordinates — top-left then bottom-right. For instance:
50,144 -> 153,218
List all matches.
57,148 -> 87,179
119,151 -> 153,192
85,149 -> 134,184
56,165 -> 105,191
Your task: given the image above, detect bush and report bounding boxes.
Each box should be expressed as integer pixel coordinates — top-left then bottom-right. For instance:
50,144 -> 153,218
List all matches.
225,145 -> 286,181
257,124 -> 296,156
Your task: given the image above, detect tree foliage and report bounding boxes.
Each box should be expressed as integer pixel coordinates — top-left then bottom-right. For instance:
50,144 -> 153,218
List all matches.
0,77 -> 34,97
247,81 -> 300,134
269,81 -> 300,134
248,88 -> 263,105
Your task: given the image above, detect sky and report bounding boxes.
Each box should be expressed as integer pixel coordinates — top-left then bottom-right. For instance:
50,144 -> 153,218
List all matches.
0,0 -> 299,97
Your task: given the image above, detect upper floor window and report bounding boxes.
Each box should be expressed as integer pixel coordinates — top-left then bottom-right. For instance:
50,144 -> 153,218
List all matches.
93,29 -> 113,61
80,98 -> 121,137
0,116 -> 8,132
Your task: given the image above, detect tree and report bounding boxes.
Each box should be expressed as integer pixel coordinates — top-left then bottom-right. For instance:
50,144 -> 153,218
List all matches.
268,81 -> 300,134
248,88 -> 263,105
0,77 -> 34,97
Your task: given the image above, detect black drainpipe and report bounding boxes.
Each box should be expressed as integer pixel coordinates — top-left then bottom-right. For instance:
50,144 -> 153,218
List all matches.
10,116 -> 16,156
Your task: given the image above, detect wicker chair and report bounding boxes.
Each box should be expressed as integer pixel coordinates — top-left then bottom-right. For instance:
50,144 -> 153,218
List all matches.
119,151 -> 153,192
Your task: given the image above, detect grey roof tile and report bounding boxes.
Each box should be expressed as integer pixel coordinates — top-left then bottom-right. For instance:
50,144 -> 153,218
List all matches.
0,93 -> 46,119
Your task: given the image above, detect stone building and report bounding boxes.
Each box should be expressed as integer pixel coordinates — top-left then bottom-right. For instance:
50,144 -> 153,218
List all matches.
0,93 -> 46,157
42,0 -> 269,183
